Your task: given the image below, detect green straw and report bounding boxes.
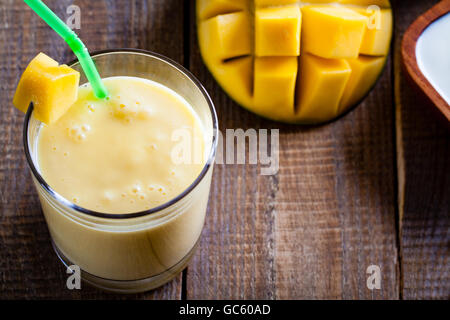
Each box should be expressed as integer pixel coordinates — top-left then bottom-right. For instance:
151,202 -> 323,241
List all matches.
24,0 -> 108,99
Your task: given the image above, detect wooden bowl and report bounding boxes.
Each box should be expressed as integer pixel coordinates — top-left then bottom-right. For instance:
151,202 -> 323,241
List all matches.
402,0 -> 450,121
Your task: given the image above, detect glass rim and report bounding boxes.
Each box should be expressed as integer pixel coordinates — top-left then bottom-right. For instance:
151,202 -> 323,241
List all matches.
23,48 -> 218,220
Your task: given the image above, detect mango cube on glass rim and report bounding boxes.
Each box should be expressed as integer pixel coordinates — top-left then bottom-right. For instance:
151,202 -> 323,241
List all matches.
13,53 -> 80,125
301,6 -> 367,59
255,5 -> 301,57
200,11 -> 251,61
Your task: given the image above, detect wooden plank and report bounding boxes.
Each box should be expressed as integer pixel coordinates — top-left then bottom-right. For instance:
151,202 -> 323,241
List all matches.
186,3 -> 278,300
393,0 -> 450,300
274,62 -> 399,300
187,1 -> 398,299
0,0 -> 185,299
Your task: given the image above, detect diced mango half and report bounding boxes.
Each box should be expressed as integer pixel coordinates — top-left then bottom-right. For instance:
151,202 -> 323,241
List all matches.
196,0 -> 392,123
296,54 -> 351,122
197,0 -> 248,21
255,0 -> 298,8
255,5 -> 301,57
339,56 -> 386,112
352,8 -> 393,56
254,57 -> 298,119
301,6 -> 367,59
199,12 -> 251,62
13,53 -> 80,125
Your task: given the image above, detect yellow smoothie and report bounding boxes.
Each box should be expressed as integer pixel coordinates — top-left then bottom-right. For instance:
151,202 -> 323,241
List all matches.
33,76 -> 213,284
38,76 -> 206,214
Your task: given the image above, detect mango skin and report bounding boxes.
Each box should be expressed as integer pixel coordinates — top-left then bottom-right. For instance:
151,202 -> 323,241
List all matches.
197,0 -> 392,124
13,53 -> 80,125
13,53 -> 58,114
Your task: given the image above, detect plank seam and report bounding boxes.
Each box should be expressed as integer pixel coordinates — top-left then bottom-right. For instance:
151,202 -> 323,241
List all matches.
392,1 -> 405,300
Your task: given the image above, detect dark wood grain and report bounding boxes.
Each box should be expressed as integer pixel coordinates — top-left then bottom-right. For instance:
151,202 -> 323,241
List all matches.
393,0 -> 450,300
0,0 -> 186,299
187,1 -> 398,299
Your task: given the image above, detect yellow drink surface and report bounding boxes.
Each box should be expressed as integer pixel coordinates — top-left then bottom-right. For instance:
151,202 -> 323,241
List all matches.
37,76 -> 206,214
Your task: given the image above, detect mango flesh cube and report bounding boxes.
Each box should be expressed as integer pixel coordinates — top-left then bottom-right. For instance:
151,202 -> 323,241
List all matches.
199,12 -> 251,62
13,53 -> 58,114
339,0 -> 391,8
13,53 -> 80,125
255,0 -> 298,8
296,54 -> 351,122
353,8 -> 393,56
254,57 -> 298,119
197,0 -> 247,21
301,6 -> 367,59
210,57 -> 254,108
255,5 -> 301,57
339,56 -> 386,112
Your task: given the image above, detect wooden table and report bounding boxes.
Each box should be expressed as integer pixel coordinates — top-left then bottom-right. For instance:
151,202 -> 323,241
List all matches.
0,0 -> 448,300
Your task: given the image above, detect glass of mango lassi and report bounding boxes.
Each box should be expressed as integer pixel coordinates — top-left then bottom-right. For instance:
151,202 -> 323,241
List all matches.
22,50 -> 218,293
